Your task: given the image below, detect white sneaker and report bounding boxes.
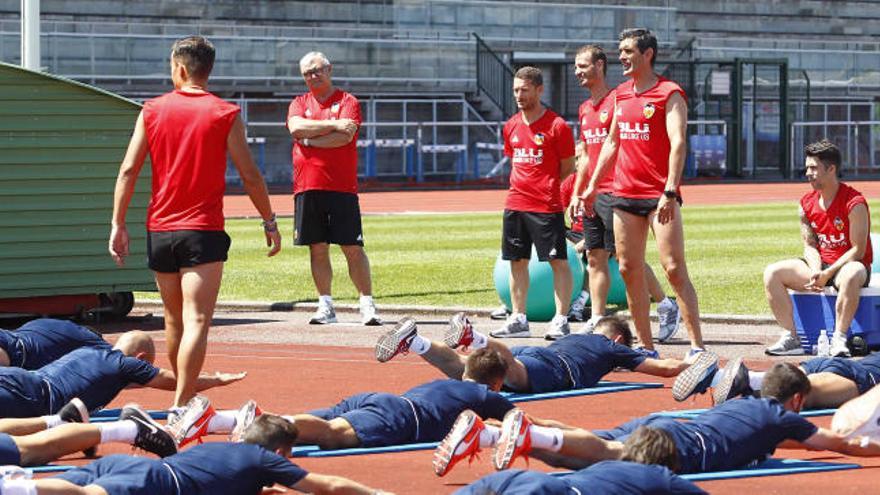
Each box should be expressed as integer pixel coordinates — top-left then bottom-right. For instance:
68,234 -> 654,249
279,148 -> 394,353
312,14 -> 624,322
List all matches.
567,296 -> 587,322
544,315 -> 571,341
309,303 -> 337,325
577,315 -> 602,335
656,297 -> 681,342
360,299 -> 382,326
490,315 -> 531,338
830,332 -> 852,357
764,331 -> 805,356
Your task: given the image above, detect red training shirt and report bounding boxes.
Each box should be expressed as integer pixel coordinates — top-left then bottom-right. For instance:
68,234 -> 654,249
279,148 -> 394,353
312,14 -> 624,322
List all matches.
503,109 -> 576,213
559,173 -> 584,233
142,90 -> 239,231
613,77 -> 687,199
800,182 -> 873,269
287,89 -> 361,195
578,89 -> 616,194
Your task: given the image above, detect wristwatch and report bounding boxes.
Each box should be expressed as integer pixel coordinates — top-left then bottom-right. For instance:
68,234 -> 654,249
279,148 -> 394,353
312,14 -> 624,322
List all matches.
663,190 -> 678,199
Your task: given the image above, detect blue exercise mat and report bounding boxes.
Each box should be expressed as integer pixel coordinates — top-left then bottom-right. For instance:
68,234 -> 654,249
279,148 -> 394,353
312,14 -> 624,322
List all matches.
655,407 -> 836,420
29,465 -> 75,473
292,441 -> 439,458
548,458 -> 858,481
91,409 -> 169,422
680,458 -> 859,481
504,381 -> 662,403
91,382 -> 660,423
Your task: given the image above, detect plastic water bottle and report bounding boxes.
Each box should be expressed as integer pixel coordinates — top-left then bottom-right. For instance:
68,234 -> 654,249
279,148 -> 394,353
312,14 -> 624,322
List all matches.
817,330 -> 831,357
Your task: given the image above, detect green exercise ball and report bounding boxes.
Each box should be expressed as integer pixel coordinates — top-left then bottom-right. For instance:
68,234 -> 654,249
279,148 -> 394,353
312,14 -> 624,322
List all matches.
493,242 -> 585,322
600,256 -> 629,306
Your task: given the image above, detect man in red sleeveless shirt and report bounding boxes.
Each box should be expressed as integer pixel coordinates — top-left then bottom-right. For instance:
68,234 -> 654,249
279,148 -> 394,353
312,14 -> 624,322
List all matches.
287,52 -> 381,327
109,37 -> 281,407
765,140 -> 873,357
494,67 -> 576,340
580,29 -> 704,358
567,44 -> 681,339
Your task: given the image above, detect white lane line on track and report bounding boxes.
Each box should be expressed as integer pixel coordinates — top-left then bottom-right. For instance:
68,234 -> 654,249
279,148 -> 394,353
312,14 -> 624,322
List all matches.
205,352 -> 427,365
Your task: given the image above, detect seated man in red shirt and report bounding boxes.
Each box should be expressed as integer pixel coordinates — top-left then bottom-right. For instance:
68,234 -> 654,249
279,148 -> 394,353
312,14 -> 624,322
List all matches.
764,139 -> 872,357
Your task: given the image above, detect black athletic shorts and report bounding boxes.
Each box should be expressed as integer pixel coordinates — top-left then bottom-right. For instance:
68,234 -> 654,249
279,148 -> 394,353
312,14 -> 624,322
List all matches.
147,230 -> 230,273
798,259 -> 871,289
611,194 -> 682,217
584,193 -> 616,253
502,210 -> 567,261
294,190 -> 364,246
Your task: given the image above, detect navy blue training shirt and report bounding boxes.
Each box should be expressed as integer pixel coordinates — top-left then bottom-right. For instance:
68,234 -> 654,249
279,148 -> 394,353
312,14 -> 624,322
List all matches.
165,443 -> 308,495
403,379 -> 514,441
36,346 -> 159,412
551,334 -> 647,388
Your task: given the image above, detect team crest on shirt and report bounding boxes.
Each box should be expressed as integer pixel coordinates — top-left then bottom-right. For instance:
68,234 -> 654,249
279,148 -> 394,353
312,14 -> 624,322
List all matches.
834,216 -> 845,231
643,103 -> 656,119
599,110 -> 609,123
533,133 -> 545,146
305,108 -> 312,117
331,102 -> 340,114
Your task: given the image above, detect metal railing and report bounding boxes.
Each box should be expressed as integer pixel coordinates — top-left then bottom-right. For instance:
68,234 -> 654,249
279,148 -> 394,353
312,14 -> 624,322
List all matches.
475,33 -> 514,117
790,121 -> 880,177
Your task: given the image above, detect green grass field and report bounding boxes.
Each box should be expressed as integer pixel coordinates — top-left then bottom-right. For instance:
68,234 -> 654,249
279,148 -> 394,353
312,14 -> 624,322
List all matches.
138,200 -> 880,315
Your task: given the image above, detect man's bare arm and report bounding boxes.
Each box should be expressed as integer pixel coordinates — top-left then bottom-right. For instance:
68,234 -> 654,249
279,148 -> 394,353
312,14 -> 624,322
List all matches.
288,116 -> 356,139
800,205 -> 822,271
307,130 -> 357,148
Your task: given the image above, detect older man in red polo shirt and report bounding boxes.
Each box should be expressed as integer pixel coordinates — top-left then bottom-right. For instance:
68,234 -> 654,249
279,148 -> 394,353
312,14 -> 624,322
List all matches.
287,52 -> 380,326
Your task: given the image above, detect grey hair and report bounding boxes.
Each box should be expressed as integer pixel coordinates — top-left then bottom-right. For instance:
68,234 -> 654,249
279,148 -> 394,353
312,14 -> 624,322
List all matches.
299,51 -> 331,70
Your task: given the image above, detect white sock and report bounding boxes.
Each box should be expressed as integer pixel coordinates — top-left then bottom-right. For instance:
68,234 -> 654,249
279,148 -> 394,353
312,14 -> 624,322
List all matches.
359,295 -> 373,305
470,330 -> 488,349
0,480 -> 37,495
552,314 -> 568,324
529,425 -> 564,452
479,425 -> 501,448
511,313 -> 527,324
319,295 -> 333,306
42,414 -> 63,429
749,371 -> 765,391
207,410 -> 238,434
99,420 -> 139,444
410,335 -> 432,355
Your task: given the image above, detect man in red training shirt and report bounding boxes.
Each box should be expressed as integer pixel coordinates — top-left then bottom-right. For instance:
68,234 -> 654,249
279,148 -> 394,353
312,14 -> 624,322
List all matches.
580,28 -> 703,359
286,52 -> 381,327
567,44 -> 680,339
109,36 -> 280,408
495,66 -> 576,340
764,139 -> 872,357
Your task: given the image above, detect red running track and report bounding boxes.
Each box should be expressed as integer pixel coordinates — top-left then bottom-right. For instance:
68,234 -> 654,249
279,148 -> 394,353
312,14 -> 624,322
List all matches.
225,181 -> 880,217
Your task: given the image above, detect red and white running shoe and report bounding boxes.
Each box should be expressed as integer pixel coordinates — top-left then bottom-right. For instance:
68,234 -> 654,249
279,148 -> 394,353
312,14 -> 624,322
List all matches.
493,408 -> 531,470
432,409 -> 485,477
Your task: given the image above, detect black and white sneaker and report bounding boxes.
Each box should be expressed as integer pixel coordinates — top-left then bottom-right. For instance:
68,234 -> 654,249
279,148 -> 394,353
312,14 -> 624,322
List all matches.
120,404 -> 177,458
59,398 -> 89,424
712,357 -> 754,405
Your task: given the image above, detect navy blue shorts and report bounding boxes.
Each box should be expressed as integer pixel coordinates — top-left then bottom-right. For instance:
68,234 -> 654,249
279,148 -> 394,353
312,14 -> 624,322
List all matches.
0,368 -> 50,417
802,356 -> 880,394
510,346 -> 572,393
0,433 -> 21,466
308,392 -> 417,447
454,469 -> 568,494
55,455 -> 178,495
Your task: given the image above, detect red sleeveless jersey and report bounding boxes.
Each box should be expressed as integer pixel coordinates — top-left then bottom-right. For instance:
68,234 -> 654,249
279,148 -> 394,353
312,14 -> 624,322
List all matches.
143,90 -> 239,231
612,77 -> 687,199
287,89 -> 361,195
503,109 -> 575,213
800,182 -> 873,269
578,89 -> 616,194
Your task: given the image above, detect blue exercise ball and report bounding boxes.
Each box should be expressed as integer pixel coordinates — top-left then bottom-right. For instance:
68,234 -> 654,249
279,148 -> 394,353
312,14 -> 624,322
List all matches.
493,242 -> 585,322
